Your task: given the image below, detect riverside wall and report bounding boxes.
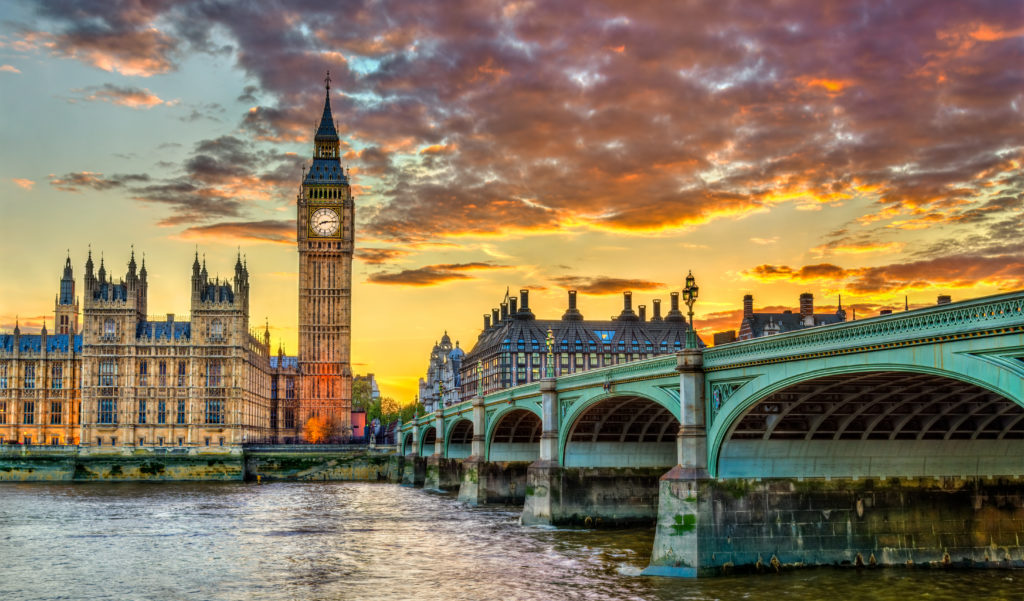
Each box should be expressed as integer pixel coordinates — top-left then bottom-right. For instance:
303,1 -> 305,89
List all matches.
699,476 -> 1024,571
0,445 -> 401,482
648,474 -> 1024,576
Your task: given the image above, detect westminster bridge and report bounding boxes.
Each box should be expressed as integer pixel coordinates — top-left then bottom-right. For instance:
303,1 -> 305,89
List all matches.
398,291 -> 1024,576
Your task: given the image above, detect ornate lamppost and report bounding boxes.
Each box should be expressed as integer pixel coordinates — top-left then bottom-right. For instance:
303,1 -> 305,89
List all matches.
545,328 -> 555,378
682,270 -> 699,348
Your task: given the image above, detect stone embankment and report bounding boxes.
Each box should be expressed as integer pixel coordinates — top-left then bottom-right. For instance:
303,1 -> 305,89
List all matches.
0,444 -> 402,482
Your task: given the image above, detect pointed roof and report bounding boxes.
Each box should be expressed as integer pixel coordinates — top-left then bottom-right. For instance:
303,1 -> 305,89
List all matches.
62,252 -> 73,279
315,72 -> 339,141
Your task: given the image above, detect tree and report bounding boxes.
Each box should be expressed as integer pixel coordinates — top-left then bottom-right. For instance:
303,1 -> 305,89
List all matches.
380,396 -> 400,421
303,415 -> 341,443
399,400 -> 425,422
351,377 -> 373,412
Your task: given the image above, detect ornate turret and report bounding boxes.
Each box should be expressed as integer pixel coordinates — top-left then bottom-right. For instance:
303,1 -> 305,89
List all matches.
55,253 -> 80,335
127,247 -> 137,278
233,250 -> 250,316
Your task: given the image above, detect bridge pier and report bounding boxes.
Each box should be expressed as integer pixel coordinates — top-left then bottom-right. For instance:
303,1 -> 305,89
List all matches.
458,395 -> 487,505
401,454 -> 425,486
460,459 -> 531,505
425,455 -> 463,491
522,379 -> 560,525
645,348 -> 710,577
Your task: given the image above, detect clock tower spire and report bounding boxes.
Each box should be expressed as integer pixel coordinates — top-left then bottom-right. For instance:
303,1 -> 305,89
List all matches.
295,73 -> 354,438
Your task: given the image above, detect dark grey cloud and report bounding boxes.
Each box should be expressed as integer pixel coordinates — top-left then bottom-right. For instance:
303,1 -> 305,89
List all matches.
24,0 -> 1024,249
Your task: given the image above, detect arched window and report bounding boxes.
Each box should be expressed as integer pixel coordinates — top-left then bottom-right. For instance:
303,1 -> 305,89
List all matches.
103,318 -> 115,336
211,319 -> 224,340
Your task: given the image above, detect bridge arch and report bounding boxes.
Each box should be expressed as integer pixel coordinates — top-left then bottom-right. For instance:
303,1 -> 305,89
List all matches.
401,432 -> 414,456
711,366 -> 1024,479
559,392 -> 679,467
418,426 -> 437,456
486,407 -> 541,462
444,418 -> 474,459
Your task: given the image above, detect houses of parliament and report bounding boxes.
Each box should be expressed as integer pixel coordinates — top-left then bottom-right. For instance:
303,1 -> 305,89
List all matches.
0,80 -> 354,447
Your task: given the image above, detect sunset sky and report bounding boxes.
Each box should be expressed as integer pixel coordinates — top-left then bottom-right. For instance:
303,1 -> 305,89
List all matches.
1,1 -> 1021,402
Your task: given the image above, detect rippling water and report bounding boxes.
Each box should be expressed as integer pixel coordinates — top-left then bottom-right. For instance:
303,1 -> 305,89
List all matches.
0,482 -> 1021,601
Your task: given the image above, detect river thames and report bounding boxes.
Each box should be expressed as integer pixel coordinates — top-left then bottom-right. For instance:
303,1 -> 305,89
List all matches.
0,482 -> 1020,601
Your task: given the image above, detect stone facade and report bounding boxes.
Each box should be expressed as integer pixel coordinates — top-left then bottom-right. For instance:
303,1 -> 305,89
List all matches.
1,80 -> 358,447
418,332 -> 464,412
0,251 -> 276,447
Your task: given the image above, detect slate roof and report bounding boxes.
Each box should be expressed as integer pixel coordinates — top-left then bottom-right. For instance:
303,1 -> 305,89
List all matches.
93,282 -> 128,301
200,283 -> 234,303
466,316 -> 701,363
741,310 -> 845,338
136,321 -> 191,341
270,356 -> 299,370
0,334 -> 82,354
315,89 -> 339,141
303,157 -> 348,186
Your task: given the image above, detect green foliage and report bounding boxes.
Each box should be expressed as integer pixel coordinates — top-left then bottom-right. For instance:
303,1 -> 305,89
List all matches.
351,377 -> 373,411
398,401 -> 425,422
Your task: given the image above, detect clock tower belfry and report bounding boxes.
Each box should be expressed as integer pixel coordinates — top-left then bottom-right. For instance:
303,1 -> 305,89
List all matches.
296,73 -> 354,436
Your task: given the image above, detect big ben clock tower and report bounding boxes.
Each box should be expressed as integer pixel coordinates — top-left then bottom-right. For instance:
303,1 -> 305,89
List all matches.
296,73 -> 354,435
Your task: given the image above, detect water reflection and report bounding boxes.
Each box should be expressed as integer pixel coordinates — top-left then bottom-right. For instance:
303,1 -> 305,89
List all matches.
0,482 -> 1018,601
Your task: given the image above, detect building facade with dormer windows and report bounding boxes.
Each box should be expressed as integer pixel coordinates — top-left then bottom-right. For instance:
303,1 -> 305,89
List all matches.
455,288 -> 701,402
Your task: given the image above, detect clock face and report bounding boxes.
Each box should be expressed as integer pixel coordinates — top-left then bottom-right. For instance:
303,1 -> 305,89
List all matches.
310,207 -> 340,237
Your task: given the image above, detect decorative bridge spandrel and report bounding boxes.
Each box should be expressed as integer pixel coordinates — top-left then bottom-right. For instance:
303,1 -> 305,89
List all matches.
704,290 -> 1024,478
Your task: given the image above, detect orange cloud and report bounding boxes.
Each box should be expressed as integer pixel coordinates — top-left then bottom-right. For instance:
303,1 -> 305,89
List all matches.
0,64 -> 20,74
11,178 -> 34,190
744,254 -> 1024,295
811,240 -> 905,256
551,275 -> 666,295
801,77 -> 854,94
355,248 -> 411,265
368,262 -> 510,286
419,143 -> 457,155
73,84 -> 167,108
177,220 -> 295,245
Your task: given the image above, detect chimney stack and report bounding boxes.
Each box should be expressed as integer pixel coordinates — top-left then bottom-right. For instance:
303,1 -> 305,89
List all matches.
799,293 -> 814,318
743,294 -> 753,319
484,314 -> 491,330
937,295 -> 951,306
562,290 -> 583,320
500,302 -> 508,321
651,299 -> 663,321
665,292 -> 684,322
509,296 -> 517,315
617,291 -> 638,321
492,308 -> 499,325
638,305 -> 647,322
516,289 -> 534,319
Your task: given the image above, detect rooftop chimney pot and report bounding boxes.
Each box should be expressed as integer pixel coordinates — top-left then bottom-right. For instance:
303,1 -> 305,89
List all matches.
651,299 -> 663,321
799,293 -> 814,318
